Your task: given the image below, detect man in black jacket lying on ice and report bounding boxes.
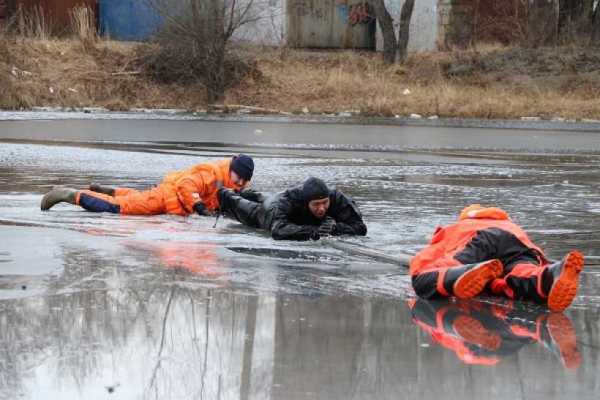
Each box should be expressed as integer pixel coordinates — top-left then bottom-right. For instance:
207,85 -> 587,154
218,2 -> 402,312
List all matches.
218,177 -> 367,241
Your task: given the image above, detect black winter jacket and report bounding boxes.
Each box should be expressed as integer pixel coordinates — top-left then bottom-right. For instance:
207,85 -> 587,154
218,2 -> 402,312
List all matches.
269,186 -> 367,241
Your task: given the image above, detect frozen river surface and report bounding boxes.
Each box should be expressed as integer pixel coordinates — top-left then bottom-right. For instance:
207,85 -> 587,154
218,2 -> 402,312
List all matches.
1,117 -> 600,399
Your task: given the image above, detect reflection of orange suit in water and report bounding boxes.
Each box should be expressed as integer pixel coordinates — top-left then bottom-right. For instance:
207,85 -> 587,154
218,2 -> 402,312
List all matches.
156,242 -> 221,276
75,158 -> 243,215
408,299 -> 581,369
127,241 -> 223,277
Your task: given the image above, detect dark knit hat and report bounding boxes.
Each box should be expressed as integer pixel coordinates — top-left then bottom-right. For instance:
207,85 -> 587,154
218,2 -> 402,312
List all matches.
302,177 -> 330,202
231,154 -> 254,181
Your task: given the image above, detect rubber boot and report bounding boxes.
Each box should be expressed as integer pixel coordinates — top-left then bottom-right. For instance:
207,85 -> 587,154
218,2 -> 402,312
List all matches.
542,251 -> 584,312
447,259 -> 504,299
40,188 -> 78,211
89,183 -> 115,196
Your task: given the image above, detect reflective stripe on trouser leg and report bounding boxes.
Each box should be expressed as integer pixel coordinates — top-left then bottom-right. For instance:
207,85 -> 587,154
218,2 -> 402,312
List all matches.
414,263 -> 498,299
504,263 -> 546,303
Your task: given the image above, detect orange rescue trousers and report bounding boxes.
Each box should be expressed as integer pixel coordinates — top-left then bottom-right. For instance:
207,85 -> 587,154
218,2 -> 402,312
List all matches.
77,187 -> 174,215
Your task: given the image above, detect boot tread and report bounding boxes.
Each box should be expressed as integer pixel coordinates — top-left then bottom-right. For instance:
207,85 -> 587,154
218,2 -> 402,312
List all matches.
547,251 -> 584,312
454,259 -> 503,299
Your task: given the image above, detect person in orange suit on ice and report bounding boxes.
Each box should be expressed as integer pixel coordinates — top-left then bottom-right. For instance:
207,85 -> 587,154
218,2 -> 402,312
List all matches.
410,204 -> 585,312
40,154 -> 254,217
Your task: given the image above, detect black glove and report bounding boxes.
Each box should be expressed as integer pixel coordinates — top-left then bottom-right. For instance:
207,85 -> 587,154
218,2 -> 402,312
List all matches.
317,217 -> 337,237
193,201 -> 211,216
218,187 -> 235,203
309,228 -> 320,241
239,189 -> 264,203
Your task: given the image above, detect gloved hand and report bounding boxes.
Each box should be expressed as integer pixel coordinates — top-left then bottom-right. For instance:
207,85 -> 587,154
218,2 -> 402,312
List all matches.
317,217 -> 337,237
309,228 -> 320,241
193,201 -> 212,216
240,189 -> 264,203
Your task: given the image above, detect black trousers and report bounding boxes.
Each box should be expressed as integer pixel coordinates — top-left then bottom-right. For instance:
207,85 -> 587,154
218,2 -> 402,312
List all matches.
219,190 -> 273,230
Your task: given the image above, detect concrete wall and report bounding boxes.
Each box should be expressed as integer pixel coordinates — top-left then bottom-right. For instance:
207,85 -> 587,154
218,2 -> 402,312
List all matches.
287,0 -> 376,49
376,0 -> 438,52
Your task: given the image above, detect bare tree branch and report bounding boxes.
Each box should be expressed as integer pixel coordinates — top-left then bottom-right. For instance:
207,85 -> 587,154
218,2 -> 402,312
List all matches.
145,0 -> 270,103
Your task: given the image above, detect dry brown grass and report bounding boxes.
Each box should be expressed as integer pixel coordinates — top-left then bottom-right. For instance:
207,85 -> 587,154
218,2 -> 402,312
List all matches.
227,47 -> 600,119
69,6 -> 97,43
0,37 -> 209,110
1,36 -> 600,120
14,4 -> 51,40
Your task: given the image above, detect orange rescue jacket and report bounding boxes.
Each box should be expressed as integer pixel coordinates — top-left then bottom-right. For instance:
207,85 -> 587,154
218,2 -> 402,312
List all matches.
160,158 -> 243,215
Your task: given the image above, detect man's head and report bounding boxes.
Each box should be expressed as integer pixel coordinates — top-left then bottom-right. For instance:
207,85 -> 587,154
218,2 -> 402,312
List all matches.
230,154 -> 254,187
302,177 -> 330,219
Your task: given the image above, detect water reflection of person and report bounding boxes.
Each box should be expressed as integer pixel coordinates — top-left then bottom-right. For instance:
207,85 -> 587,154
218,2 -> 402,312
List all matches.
408,298 -> 581,369
126,241 -> 224,277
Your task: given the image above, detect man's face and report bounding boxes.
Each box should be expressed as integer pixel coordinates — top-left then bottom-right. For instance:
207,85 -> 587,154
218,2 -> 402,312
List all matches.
308,197 -> 330,219
230,170 -> 249,188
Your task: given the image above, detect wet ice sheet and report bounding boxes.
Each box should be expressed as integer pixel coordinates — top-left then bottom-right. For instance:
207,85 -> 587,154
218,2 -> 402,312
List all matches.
1,137 -> 600,399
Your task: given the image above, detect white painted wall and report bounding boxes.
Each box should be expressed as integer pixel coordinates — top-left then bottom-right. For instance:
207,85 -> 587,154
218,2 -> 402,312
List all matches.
376,0 -> 438,52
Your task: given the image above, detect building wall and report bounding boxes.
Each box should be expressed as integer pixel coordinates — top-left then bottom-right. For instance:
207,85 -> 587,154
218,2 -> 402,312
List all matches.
439,0 -> 559,48
376,0 -> 438,52
287,0 -> 376,49
98,0 -> 162,41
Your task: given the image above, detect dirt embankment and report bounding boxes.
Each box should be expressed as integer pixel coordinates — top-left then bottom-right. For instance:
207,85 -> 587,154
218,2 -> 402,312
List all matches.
2,37 -> 600,120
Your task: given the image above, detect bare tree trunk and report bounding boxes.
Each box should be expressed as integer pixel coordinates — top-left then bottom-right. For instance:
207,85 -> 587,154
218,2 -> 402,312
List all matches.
397,0 -> 415,63
204,0 -> 226,104
206,46 -> 226,104
370,0 -> 397,64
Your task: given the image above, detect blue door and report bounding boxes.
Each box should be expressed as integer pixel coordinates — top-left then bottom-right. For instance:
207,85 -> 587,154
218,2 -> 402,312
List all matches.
99,0 -> 164,41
